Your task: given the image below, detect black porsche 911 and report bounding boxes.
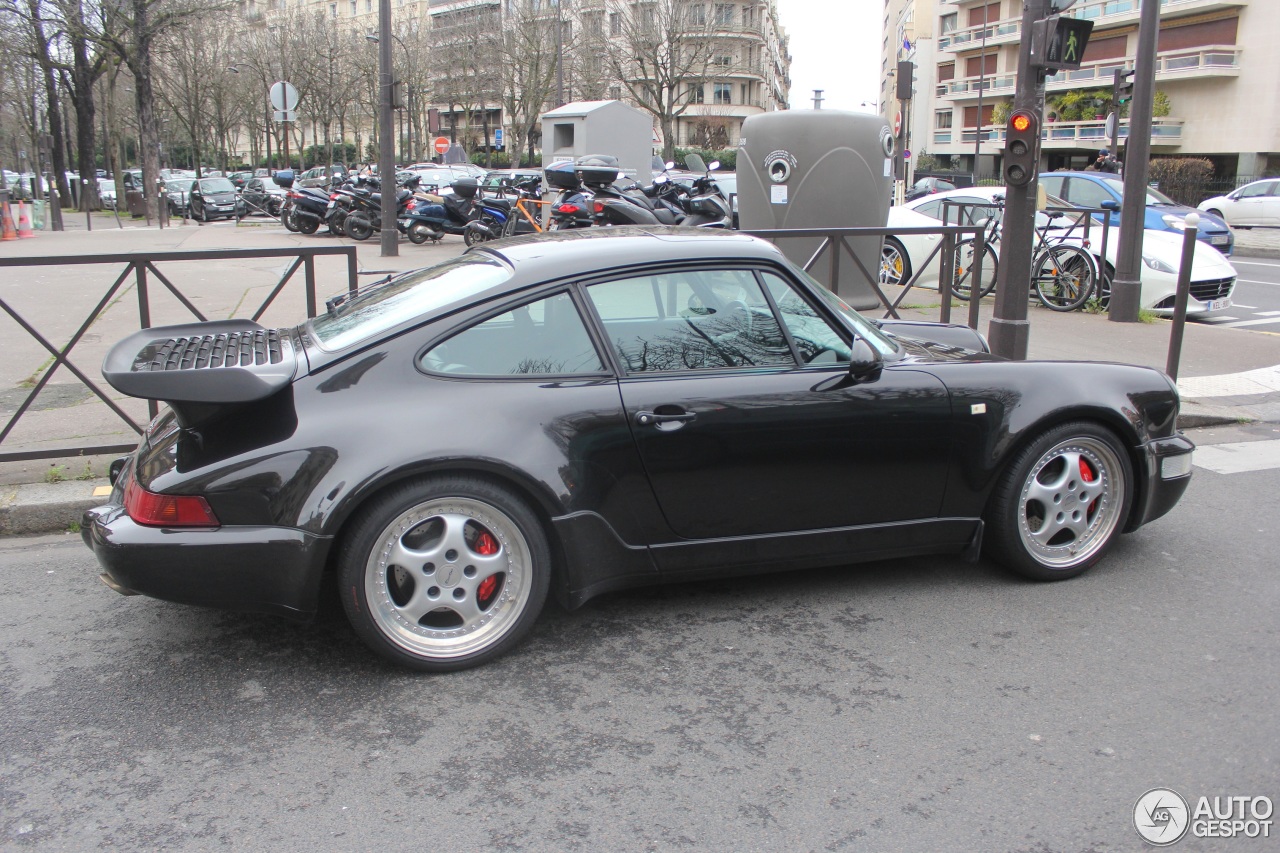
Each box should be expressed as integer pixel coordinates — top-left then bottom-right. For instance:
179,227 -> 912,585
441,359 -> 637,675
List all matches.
83,228 -> 1194,672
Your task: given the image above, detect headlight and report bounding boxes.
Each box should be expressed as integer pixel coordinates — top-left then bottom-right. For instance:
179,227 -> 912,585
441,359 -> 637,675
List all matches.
1162,214 -> 1188,230
1143,254 -> 1176,273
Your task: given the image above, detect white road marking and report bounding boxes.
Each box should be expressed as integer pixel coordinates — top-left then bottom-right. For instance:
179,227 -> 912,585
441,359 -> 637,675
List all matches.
1220,317 -> 1280,329
1201,316 -> 1241,323
1178,364 -> 1280,397
1255,310 -> 1280,316
1236,279 -> 1280,286
1233,260 -> 1280,268
1194,440 -> 1280,475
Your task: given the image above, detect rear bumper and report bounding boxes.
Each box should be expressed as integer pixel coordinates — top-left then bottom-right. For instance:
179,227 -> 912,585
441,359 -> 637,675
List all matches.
81,503 -> 331,619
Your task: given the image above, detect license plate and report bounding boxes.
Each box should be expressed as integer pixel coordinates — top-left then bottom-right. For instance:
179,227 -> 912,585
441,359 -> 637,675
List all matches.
1205,298 -> 1231,311
397,219 -> 409,227
1209,234 -> 1229,246
326,201 -> 336,210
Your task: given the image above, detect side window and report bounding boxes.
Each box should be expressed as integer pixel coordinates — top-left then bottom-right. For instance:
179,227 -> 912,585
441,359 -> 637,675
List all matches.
1064,177 -> 1113,209
421,291 -> 603,376
1238,182 -> 1271,199
586,269 -> 794,373
759,272 -> 851,366
1039,175 -> 1065,199
914,200 -> 943,220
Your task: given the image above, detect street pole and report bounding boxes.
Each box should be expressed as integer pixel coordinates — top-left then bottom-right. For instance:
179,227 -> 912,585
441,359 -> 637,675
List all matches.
1110,0 -> 1160,323
378,0 -> 397,257
973,3 -> 989,180
988,0 -> 1051,361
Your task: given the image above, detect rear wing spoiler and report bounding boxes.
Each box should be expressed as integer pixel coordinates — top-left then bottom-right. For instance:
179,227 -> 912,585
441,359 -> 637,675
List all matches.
103,320 -> 299,427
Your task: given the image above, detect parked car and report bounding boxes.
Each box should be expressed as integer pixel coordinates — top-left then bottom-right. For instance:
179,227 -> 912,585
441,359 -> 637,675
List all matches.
1198,179 -> 1280,228
904,176 -> 957,202
239,176 -> 287,216
1038,171 -> 1234,256
187,177 -> 244,221
82,228 -> 1193,672
297,166 -> 344,188
480,169 -> 542,195
885,186 -> 1238,316
97,177 -> 118,210
228,170 -> 255,190
163,179 -> 190,215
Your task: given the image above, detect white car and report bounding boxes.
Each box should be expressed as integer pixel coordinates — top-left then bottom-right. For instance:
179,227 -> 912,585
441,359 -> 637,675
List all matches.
886,186 -> 1237,317
1198,179 -> 1280,228
97,177 -> 117,209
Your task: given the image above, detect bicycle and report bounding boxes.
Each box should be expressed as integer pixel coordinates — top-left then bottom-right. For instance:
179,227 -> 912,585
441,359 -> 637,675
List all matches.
499,177 -> 549,237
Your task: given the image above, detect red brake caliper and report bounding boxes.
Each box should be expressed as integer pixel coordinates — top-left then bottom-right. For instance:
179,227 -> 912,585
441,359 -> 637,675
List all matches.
1080,457 -> 1099,517
474,531 -> 500,607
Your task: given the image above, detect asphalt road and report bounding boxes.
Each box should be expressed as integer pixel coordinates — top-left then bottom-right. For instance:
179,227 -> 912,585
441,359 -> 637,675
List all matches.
1198,256 -> 1280,331
2,425 -> 1277,851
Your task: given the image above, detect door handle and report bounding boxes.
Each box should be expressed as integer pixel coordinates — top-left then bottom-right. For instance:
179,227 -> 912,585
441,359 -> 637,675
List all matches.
635,410 -> 697,427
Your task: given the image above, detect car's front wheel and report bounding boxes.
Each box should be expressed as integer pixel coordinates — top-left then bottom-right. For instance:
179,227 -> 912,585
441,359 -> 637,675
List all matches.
985,422 -> 1132,581
338,477 -> 551,671
880,238 -> 911,286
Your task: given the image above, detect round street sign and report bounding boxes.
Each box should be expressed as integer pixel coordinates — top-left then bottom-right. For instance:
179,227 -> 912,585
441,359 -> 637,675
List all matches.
269,81 -> 299,112
433,136 -> 450,155
894,111 -> 903,136
904,149 -> 912,160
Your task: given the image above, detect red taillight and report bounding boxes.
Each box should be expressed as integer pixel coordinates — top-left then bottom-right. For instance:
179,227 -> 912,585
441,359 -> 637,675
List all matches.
557,203 -> 580,215
287,191 -> 301,199
123,477 -> 219,528
593,201 -> 605,214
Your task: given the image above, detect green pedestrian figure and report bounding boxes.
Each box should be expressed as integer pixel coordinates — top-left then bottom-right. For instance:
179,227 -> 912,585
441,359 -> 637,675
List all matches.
1065,30 -> 1079,63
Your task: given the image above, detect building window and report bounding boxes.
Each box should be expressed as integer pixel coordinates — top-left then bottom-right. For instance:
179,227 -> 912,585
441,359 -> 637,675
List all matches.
713,82 -> 731,104
611,85 -> 622,101
688,84 -> 705,104
940,13 -> 957,34
935,111 -> 953,129
610,12 -> 620,36
366,0 -> 371,11
690,4 -> 706,26
329,2 -> 336,16
349,0 -> 355,14
740,82 -> 749,103
715,54 -> 732,66
714,3 -> 734,27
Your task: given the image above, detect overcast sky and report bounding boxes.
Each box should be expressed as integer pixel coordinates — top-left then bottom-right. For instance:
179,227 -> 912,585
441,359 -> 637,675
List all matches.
779,0 -> 884,113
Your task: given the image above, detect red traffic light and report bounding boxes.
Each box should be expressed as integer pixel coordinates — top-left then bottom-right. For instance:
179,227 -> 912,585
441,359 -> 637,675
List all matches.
1011,113 -> 1033,133
1003,110 -> 1040,188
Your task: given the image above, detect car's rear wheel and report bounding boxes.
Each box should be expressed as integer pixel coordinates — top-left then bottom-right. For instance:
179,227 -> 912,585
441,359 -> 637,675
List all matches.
880,238 -> 911,286
985,421 -> 1132,581
338,477 -> 550,672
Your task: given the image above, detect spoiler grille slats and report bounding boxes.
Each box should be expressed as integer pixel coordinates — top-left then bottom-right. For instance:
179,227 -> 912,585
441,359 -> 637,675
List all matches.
134,330 -> 285,373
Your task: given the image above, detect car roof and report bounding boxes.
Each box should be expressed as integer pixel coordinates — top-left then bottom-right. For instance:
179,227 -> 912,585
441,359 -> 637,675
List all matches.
474,227 -> 787,287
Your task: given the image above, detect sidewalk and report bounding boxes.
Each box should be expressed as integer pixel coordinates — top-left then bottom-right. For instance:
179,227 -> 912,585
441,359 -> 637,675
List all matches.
3,223 -> 1280,534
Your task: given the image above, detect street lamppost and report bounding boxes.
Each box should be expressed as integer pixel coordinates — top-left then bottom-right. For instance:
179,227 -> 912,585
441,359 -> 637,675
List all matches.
367,32 -> 414,164
376,0 -> 397,257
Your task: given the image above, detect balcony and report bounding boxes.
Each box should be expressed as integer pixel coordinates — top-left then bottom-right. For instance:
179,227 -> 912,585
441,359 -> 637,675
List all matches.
932,117 -> 1184,149
939,0 -> 1247,52
937,46 -> 1241,99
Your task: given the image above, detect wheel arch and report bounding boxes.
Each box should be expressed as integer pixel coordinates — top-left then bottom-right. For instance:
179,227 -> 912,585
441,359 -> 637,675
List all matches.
983,406 -> 1148,530
321,459 -> 570,597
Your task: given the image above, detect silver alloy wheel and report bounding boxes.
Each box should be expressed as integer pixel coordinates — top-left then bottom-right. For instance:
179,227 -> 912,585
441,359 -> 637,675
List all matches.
1016,435 -> 1125,569
363,496 -> 533,661
880,242 -> 906,285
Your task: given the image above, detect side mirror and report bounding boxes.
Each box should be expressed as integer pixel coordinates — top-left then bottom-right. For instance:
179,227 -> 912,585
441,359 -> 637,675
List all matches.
707,160 -> 720,172
848,338 -> 883,384
1100,199 -> 1121,211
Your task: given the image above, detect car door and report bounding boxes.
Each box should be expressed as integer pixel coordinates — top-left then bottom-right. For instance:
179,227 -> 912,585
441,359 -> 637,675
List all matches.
1232,181 -> 1277,226
582,266 -> 952,548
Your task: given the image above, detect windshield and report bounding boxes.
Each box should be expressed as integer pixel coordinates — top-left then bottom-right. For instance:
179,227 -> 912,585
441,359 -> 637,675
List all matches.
198,178 -> 235,193
309,254 -> 513,351
1100,176 -> 1175,205
165,180 -> 189,193
793,267 -> 899,358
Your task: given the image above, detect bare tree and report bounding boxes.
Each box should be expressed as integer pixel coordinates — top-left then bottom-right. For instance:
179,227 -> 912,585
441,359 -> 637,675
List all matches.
602,0 -> 720,160
499,1 -> 566,165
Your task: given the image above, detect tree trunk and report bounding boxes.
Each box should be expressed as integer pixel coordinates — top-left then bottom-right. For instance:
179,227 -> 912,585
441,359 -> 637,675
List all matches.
27,0 -> 69,225
69,13 -> 100,212
129,0 -> 161,222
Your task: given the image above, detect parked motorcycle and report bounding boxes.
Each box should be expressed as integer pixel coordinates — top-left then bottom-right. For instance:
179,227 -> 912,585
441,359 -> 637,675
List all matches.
544,163 -> 594,231
343,175 -> 420,241
398,178 -> 493,245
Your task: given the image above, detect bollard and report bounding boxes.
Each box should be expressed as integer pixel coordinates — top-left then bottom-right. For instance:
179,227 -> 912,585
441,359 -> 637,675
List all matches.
1165,212 -> 1199,381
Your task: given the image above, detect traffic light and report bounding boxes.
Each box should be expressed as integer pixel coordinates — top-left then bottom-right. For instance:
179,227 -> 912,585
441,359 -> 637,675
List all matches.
1114,69 -> 1135,105
1003,110 -> 1039,187
896,61 -> 915,101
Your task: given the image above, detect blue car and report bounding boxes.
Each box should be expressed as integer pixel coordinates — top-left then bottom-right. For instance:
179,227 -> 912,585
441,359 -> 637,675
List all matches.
1039,171 -> 1233,256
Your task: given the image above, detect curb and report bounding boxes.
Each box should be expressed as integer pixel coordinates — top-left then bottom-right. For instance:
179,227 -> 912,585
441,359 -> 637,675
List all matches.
1233,248 -> 1280,261
0,479 -> 111,536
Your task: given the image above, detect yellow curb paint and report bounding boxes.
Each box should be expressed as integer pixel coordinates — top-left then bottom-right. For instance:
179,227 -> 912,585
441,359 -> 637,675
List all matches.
92,486 -> 113,497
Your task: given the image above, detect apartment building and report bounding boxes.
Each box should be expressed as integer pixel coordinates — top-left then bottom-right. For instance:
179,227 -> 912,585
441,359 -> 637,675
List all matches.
250,0 -> 790,157
879,0 -> 938,180
920,0 -> 1277,180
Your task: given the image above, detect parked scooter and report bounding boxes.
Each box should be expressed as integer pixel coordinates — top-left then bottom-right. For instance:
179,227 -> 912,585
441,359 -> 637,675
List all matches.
342,174 -> 420,241
398,177 -> 493,245
275,170 -> 339,235
544,162 -> 594,230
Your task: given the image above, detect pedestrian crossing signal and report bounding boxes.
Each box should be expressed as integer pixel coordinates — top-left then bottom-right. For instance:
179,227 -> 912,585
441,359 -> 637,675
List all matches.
1032,15 -> 1094,72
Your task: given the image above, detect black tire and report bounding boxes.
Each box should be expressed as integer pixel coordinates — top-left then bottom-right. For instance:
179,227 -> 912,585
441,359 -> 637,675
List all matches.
282,207 -> 301,232
1032,244 -> 1097,312
192,202 -> 204,222
330,209 -> 348,237
502,212 -> 519,238
407,222 -> 431,244
297,215 -> 320,235
345,213 -> 374,241
879,238 -> 911,287
984,421 -> 1133,581
464,222 -> 495,247
338,476 -> 551,672
949,239 -> 998,300
268,198 -> 282,217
